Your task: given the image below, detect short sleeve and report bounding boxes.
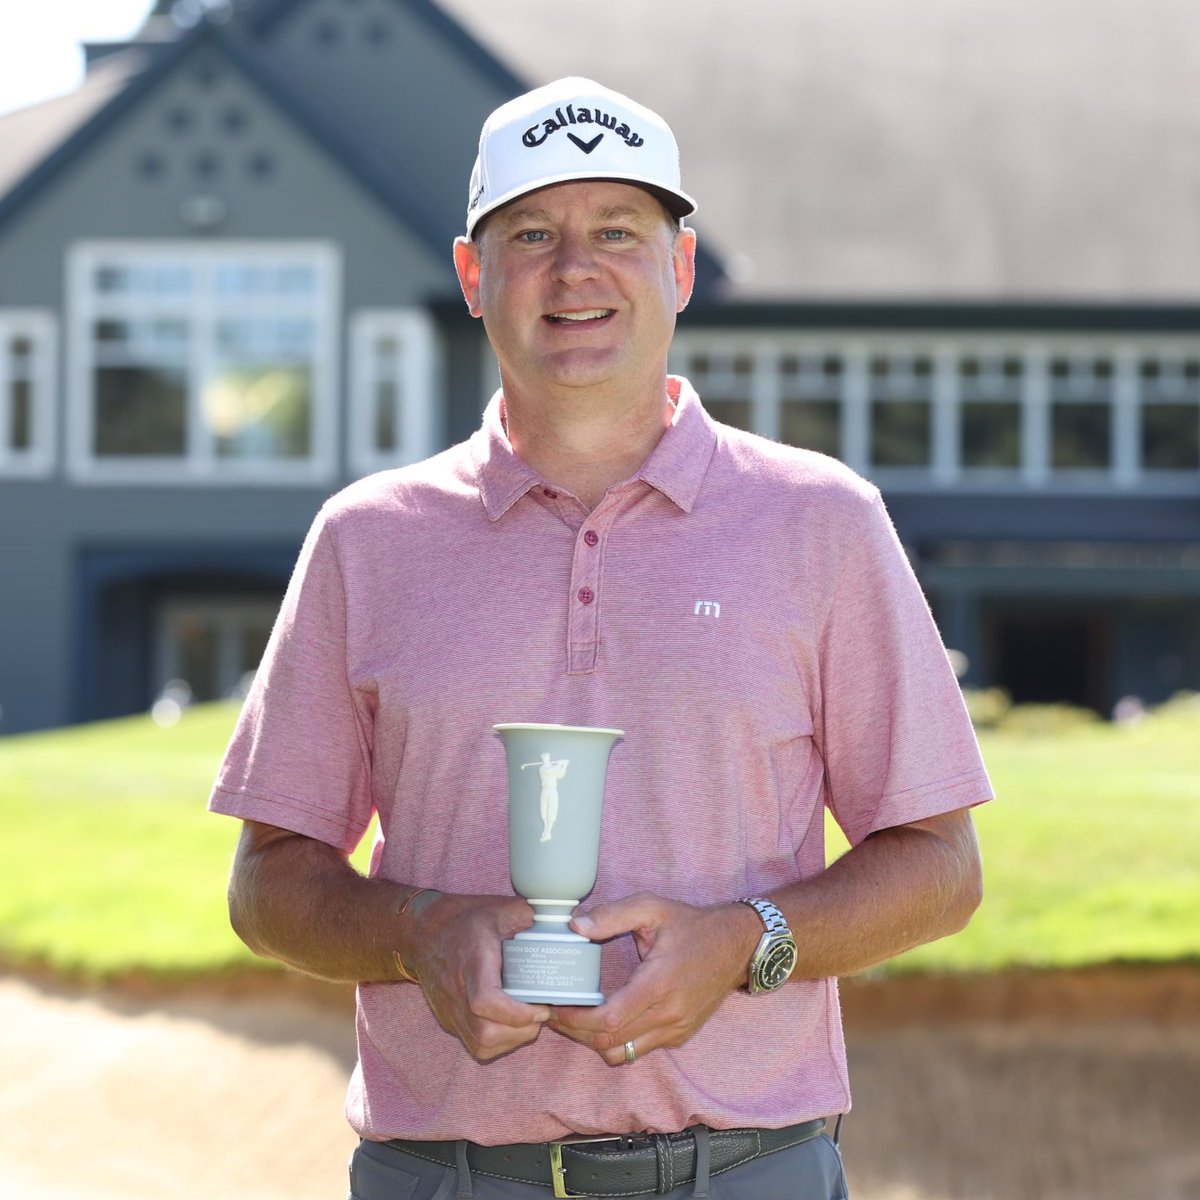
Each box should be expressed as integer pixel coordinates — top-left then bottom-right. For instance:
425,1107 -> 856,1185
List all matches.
208,505 -> 376,854
815,491 -> 992,846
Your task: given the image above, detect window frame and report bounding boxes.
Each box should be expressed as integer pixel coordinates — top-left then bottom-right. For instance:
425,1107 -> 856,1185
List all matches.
0,310 -> 57,479
67,240 -> 341,485
1134,345 -> 1200,481
348,308 -> 439,476
155,595 -> 281,703
668,330 -> 1200,494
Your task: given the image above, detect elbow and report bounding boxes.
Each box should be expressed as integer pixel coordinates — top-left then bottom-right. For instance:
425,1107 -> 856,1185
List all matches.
227,875 -> 264,957
947,846 -> 985,935
226,852 -> 277,960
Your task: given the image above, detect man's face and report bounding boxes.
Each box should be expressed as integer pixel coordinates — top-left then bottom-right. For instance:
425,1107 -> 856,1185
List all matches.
454,180 -> 696,400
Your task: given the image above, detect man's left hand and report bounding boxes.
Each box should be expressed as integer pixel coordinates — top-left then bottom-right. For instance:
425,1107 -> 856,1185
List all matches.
547,893 -> 756,1066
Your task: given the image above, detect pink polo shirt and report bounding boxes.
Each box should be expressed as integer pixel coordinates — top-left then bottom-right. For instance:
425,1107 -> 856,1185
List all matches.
210,377 -> 991,1144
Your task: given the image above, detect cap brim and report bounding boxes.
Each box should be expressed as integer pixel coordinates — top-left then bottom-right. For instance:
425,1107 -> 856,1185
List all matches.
468,172 -> 696,237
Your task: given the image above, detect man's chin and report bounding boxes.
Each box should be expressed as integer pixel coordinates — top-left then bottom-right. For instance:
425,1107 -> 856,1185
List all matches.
536,348 -> 623,391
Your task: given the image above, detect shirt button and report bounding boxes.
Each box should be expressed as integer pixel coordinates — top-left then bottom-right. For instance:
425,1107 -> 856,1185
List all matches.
577,587 -> 594,605
583,530 -> 599,546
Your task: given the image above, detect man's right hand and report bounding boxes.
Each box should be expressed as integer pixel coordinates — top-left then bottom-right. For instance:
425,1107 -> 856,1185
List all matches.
228,822 -> 550,1062
402,892 -> 552,1061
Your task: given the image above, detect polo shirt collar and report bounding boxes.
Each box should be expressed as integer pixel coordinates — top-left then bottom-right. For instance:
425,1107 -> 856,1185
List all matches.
636,377 -> 715,514
471,376 -> 716,520
471,394 -> 543,520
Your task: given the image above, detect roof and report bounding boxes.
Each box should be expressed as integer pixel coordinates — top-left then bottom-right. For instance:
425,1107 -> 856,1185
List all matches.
439,0 -> 1200,303
4,0 -> 1200,304
0,14 -> 458,269
0,52 -> 150,202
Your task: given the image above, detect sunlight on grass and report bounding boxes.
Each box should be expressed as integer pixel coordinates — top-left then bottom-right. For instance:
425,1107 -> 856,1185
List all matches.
2,697 -> 1197,979
0,703 -> 376,978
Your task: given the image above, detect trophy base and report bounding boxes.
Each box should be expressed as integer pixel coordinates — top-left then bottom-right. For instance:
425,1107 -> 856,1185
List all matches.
503,987 -> 605,1006
502,930 -> 603,1007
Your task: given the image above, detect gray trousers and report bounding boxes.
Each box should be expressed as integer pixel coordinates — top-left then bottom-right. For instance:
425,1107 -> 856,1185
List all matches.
348,1128 -> 849,1200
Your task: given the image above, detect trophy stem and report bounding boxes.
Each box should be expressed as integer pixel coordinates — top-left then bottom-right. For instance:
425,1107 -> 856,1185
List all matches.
528,899 -> 575,925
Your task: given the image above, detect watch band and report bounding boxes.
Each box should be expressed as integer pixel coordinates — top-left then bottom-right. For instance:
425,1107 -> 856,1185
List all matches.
738,896 -> 788,933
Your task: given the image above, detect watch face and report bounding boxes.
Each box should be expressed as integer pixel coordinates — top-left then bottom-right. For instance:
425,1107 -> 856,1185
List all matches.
754,936 -> 798,991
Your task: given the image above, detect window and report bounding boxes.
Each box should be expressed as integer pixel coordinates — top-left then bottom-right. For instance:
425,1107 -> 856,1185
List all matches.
1139,356 -> 1200,472
959,354 -> 1022,472
0,311 -> 55,477
68,242 -> 339,483
156,598 -> 278,703
684,352 -> 754,432
349,310 -> 438,475
669,330 -> 1200,493
1048,355 -> 1113,471
780,354 -> 842,458
868,353 -> 934,468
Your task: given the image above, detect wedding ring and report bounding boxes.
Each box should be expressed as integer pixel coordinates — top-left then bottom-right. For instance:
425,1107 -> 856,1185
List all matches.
623,1040 -> 637,1064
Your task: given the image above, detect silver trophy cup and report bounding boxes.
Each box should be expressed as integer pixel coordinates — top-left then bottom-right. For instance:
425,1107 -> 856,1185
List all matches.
493,722 -> 623,1005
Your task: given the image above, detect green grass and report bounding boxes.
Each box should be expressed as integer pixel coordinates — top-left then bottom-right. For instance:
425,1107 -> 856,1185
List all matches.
0,704 -> 251,978
0,703 -> 377,979
1,698 -> 1197,980
882,695 -> 1200,973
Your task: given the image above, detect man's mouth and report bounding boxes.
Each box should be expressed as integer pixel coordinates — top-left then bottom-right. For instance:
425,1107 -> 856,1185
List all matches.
544,309 -> 615,324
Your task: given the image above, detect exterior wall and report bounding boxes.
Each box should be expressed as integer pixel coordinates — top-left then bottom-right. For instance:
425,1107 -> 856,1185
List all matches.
0,34 -> 470,734
3,16 -> 1199,731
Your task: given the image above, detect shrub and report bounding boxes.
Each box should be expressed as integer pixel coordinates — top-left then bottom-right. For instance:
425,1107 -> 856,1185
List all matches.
961,687 -> 1012,730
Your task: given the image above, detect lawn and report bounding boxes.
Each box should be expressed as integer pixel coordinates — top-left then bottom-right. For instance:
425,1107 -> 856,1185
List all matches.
0,697 -> 1197,980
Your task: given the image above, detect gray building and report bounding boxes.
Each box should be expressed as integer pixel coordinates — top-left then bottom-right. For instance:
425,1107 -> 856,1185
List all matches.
0,0 -> 1197,734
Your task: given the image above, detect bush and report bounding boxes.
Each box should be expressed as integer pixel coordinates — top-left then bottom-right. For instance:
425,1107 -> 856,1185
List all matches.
994,702 -> 1102,736
961,687 -> 1012,730
963,690 -> 1200,736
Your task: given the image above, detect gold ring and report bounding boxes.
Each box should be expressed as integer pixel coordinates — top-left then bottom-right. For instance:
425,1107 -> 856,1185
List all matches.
623,1040 -> 637,1064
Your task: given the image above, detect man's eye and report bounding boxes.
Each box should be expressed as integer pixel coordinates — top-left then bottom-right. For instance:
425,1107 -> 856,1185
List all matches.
519,230 -> 548,243
601,229 -> 629,241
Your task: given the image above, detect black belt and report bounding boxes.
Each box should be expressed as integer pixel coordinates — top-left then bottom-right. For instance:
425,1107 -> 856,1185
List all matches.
386,1118 -> 826,1197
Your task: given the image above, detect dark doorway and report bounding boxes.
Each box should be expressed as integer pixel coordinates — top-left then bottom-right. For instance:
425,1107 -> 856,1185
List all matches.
75,544 -> 297,725
984,605 -> 1113,713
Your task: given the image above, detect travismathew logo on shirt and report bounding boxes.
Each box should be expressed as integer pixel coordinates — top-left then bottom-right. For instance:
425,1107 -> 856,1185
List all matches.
523,103 -> 645,153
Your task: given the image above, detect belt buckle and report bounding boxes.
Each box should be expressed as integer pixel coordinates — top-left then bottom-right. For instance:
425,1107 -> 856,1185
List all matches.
548,1134 -> 624,1199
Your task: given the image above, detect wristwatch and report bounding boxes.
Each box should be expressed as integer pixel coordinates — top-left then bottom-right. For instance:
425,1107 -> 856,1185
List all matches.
737,898 -> 798,993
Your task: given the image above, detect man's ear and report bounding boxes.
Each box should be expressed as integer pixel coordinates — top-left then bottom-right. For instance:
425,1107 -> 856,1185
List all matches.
453,236 -> 483,317
673,227 -> 697,312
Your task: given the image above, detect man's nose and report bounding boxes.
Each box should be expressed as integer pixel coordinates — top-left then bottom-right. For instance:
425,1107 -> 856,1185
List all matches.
550,232 -> 600,283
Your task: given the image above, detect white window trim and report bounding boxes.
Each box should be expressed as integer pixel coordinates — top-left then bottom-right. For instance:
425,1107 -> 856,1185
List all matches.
66,240 -> 341,486
348,308 -> 439,476
0,309 -> 57,478
669,330 -> 1200,494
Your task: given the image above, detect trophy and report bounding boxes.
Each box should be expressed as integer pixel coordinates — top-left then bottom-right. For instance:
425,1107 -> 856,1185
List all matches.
493,723 -> 623,1005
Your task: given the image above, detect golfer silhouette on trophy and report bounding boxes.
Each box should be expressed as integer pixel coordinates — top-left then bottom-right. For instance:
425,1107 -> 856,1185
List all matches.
521,753 -> 569,842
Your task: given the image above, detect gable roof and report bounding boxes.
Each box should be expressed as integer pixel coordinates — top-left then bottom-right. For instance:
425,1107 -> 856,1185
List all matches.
0,16 -> 447,261
439,0 -> 1200,304
0,0 -> 726,294
8,0 -> 1197,304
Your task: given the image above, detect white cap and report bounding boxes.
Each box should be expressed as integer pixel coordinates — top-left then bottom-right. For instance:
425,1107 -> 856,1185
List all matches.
465,77 -> 696,238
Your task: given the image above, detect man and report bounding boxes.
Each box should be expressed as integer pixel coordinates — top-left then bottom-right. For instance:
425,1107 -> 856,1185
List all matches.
210,77 -> 990,1199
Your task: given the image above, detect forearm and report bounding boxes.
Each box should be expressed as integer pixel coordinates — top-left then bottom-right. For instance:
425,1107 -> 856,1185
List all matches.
772,809 -> 983,979
227,820 -> 551,1058
227,821 -> 423,983
548,809 -> 981,1061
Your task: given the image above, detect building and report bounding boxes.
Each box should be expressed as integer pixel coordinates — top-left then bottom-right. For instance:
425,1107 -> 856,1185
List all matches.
1,0 -> 1197,734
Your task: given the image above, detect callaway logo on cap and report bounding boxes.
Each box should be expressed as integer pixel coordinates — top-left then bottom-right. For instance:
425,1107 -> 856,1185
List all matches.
465,77 -> 697,238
